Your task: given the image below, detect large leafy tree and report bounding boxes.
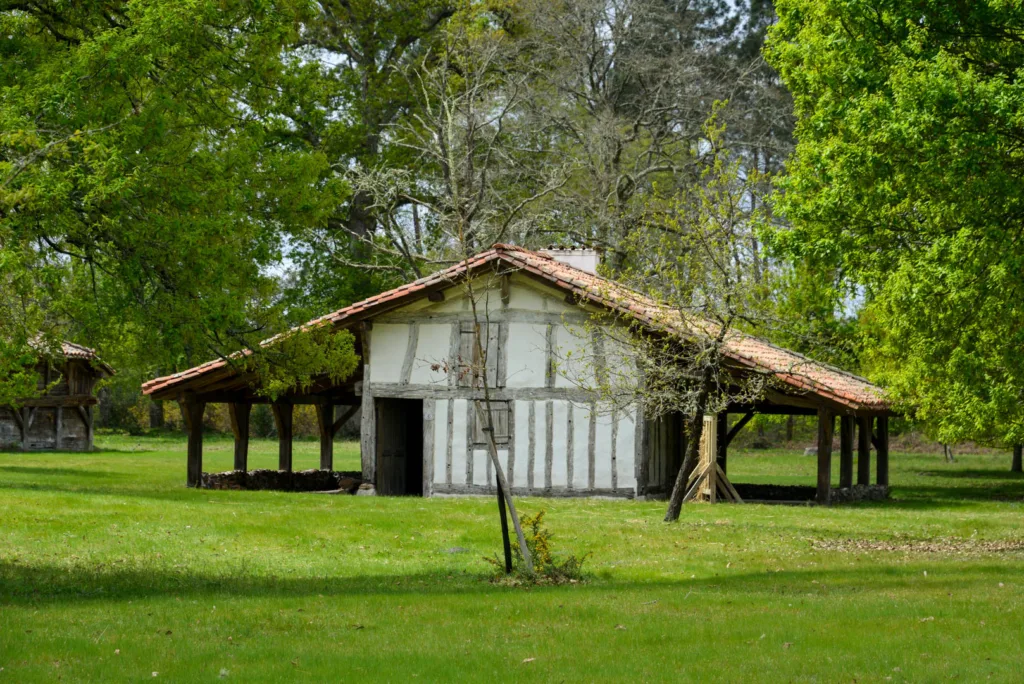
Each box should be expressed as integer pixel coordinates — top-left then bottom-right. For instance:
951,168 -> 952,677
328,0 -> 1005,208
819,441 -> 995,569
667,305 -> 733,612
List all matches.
766,1 -> 1024,453
0,0 -> 354,397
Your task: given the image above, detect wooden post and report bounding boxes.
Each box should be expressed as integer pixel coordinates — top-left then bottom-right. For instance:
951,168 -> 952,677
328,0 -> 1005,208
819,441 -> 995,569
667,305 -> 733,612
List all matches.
716,412 -> 729,475
316,403 -> 334,471
839,415 -> 854,488
876,414 -> 890,486
1013,445 -> 1022,473
857,416 -> 871,486
272,403 -> 294,472
85,405 -> 94,451
228,402 -> 251,472
816,408 -> 834,505
55,406 -> 63,451
359,323 -> 376,483
21,407 -> 29,451
180,400 -> 206,488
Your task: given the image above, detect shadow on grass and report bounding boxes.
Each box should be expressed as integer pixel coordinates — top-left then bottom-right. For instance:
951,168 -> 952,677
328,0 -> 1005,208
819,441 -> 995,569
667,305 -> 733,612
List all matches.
3,558 -> 1023,608
0,465 -> 117,479
887,482 -> 1024,508
917,469 -> 1024,480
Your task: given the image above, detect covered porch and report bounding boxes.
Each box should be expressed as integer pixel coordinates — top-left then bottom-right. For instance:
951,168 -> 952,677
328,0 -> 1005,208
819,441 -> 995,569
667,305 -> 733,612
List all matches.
717,396 -> 892,505
142,329 -> 369,489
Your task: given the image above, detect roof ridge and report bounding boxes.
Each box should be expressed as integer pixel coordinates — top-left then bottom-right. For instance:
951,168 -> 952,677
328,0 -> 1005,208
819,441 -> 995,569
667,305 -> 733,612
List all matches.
143,245 -> 887,410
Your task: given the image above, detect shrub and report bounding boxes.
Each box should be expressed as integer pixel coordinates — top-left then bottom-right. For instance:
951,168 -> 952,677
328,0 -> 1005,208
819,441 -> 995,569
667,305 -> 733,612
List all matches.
487,511 -> 589,585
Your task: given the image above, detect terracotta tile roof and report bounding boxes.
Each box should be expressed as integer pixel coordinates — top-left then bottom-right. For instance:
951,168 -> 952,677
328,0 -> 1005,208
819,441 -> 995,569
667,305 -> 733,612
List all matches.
142,245 -> 888,411
29,339 -> 115,376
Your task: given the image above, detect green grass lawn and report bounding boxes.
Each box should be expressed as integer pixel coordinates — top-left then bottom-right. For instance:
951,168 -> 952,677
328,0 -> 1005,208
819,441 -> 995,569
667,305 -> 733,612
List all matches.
2,436 -> 1023,682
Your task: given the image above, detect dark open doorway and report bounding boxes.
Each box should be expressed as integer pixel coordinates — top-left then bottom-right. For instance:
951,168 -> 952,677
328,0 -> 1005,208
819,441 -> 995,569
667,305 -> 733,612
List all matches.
374,398 -> 424,496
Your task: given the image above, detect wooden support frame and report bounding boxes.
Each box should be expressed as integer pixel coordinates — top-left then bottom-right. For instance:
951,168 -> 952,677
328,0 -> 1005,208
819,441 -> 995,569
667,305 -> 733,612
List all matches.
682,414 -> 742,504
180,399 -> 206,488
359,323 -> 376,483
228,402 -> 251,472
272,402 -> 294,472
74,405 -> 94,451
332,405 -> 359,436
857,416 -> 872,486
316,403 -> 334,471
716,412 -> 729,474
839,415 -> 855,488
725,411 -> 754,445
876,414 -> 890,486
816,408 -> 834,505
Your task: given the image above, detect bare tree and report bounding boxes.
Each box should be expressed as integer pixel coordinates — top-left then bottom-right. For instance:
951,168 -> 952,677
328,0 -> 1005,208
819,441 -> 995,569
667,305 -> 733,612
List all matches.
350,23 -> 572,572
577,114 -> 779,521
516,0 -> 786,271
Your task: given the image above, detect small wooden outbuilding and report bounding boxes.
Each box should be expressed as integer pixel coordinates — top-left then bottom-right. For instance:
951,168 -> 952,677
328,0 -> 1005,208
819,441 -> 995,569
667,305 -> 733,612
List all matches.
0,342 -> 113,451
142,245 -> 893,504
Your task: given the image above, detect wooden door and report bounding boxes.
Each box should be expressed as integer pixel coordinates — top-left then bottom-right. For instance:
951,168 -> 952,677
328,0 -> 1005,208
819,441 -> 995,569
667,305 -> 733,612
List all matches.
376,399 -> 408,495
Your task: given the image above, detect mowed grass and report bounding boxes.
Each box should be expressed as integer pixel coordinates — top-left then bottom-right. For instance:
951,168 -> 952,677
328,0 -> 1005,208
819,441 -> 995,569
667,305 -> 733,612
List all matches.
2,436 -> 1024,682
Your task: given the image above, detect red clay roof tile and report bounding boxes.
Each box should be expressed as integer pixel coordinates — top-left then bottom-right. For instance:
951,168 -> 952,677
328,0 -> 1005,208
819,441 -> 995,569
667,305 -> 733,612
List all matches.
142,245 -> 887,411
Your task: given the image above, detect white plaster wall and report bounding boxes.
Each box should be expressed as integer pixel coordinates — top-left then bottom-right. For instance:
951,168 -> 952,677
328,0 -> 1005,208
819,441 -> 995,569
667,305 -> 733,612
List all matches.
433,400 -> 450,485
409,323 -> 451,385
551,400 -> 569,487
513,400 -> 531,488
369,324 -> 410,384
554,323 -> 593,388
508,282 -> 546,310
572,403 -> 590,489
594,408 -> 615,488
505,323 -> 548,388
615,407 -> 638,490
426,292 -> 466,313
451,399 -> 468,485
532,402 -> 546,487
494,449 -> 510,488
472,449 -> 489,486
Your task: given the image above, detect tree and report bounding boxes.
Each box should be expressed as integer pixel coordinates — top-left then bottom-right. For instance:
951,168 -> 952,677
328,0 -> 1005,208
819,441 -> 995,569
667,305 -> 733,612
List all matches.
0,0 -> 353,397
352,21 -> 546,571
518,0 -> 751,270
767,1 -> 1024,458
584,113 -> 776,521
276,0 -> 458,311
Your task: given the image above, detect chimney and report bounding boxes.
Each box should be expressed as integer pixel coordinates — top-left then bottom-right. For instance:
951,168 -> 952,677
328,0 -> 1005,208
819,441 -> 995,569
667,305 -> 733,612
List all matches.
540,246 -> 601,275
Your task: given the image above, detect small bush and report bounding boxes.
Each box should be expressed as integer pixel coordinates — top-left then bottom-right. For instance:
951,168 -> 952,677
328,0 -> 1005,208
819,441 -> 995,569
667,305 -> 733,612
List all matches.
486,511 -> 589,585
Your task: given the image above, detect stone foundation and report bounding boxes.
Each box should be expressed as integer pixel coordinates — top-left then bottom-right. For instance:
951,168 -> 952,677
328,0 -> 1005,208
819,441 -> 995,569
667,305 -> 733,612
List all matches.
201,469 -> 363,493
829,483 -> 890,504
734,482 -> 890,504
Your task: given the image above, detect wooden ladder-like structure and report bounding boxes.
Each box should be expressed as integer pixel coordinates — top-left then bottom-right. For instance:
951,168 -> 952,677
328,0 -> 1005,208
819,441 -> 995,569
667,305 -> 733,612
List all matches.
682,414 -> 743,504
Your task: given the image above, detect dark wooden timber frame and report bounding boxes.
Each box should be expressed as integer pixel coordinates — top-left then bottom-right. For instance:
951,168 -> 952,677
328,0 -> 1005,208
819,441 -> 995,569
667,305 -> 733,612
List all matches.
716,398 -> 892,506
146,258 -> 895,496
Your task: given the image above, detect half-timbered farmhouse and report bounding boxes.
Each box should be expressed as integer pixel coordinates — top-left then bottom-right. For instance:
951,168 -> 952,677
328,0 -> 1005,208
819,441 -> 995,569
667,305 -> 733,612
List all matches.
142,245 -> 893,504
0,342 -> 113,451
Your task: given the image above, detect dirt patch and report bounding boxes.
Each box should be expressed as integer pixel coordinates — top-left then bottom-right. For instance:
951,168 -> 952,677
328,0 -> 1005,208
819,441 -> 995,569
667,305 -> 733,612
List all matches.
810,536 -> 1024,555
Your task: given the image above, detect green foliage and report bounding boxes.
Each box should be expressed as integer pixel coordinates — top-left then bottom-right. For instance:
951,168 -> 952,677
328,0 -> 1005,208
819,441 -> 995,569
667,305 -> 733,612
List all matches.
766,1 -> 1024,445
0,0 -> 352,394
487,510 -> 589,584
242,325 -> 360,400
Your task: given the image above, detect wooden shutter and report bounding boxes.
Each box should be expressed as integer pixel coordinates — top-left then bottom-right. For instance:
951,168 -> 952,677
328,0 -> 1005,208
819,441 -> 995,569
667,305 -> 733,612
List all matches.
474,401 -> 510,446
458,322 -> 476,387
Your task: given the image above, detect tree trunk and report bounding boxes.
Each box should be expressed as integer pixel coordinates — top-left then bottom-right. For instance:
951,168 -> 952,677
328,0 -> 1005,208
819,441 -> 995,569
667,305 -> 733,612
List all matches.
943,444 -> 955,463
786,415 -> 794,442
1013,445 -> 1022,473
149,400 -> 165,430
664,362 -> 717,522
